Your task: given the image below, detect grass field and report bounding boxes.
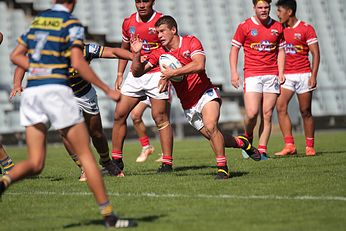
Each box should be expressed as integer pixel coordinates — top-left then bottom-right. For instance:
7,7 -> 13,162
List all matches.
1,131 -> 346,231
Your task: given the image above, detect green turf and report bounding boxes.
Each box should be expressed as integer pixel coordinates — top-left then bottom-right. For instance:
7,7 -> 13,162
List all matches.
1,131 -> 346,230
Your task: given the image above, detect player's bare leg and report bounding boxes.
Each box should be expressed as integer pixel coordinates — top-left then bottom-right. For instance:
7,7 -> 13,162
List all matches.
198,100 -> 228,179
258,93 -> 278,157
84,112 -> 121,175
130,102 -> 155,162
244,92 -> 262,140
275,88 -> 297,156
150,98 -> 173,172
297,91 -> 315,155
111,95 -> 141,171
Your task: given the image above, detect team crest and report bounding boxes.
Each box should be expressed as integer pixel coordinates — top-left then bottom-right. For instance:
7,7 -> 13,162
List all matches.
271,29 -> 279,36
183,50 -> 191,58
251,29 -> 258,36
148,27 -> 157,34
294,33 -> 301,40
129,26 -> 136,35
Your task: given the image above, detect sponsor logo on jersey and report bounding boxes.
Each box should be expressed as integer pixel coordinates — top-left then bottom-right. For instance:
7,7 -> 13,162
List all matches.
285,43 -> 303,54
251,29 -> 258,36
142,40 -> 159,52
148,27 -> 157,34
29,67 -> 53,76
183,50 -> 191,58
32,17 -> 63,31
250,40 -> 276,52
88,43 -> 99,54
294,33 -> 302,40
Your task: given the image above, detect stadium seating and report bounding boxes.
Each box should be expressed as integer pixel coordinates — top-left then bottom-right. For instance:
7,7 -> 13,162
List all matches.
0,0 -> 346,134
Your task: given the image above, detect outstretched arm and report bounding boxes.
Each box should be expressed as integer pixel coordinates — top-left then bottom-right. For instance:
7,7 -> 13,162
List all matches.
9,66 -> 26,100
101,46 -> 133,60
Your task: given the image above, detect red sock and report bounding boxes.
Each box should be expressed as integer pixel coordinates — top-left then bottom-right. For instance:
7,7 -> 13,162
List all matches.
111,150 -> 123,160
258,145 -> 267,154
284,136 -> 295,145
306,137 -> 314,148
216,155 -> 227,167
233,137 -> 244,148
162,155 -> 173,165
139,136 -> 150,148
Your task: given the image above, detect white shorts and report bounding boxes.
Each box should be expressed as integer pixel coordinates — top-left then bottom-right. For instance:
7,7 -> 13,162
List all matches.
121,71 -> 169,100
20,84 -> 84,130
138,83 -> 174,107
75,87 -> 100,115
244,75 -> 280,94
281,73 -> 315,94
139,97 -> 151,107
183,88 -> 221,130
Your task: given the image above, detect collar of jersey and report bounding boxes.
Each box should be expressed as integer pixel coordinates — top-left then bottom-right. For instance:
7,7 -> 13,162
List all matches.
52,4 -> 70,13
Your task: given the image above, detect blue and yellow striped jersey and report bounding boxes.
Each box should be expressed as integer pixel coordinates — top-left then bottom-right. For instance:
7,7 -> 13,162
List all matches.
18,4 -> 85,88
68,43 -> 104,97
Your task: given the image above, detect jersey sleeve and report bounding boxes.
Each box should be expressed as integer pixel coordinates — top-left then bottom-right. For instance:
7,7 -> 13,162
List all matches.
64,17 -> 85,49
84,43 -> 104,60
278,28 -> 286,49
189,36 -> 205,57
122,18 -> 130,43
306,24 -> 318,46
232,22 -> 246,48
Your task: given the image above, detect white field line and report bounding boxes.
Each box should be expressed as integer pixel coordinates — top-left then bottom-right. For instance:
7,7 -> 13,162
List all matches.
6,191 -> 346,202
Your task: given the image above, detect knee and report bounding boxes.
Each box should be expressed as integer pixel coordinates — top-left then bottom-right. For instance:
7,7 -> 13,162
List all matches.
300,107 -> 312,118
29,160 -> 44,175
130,112 -> 142,125
152,111 -> 168,125
246,110 -> 258,121
276,103 -> 288,114
204,123 -> 218,137
262,110 -> 274,121
114,111 -> 127,123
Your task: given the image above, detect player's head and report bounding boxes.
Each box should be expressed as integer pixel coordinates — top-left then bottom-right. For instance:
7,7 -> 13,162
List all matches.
155,15 -> 178,47
0,32 -> 3,45
135,0 -> 155,19
253,0 -> 272,21
54,0 -> 77,12
276,0 -> 297,23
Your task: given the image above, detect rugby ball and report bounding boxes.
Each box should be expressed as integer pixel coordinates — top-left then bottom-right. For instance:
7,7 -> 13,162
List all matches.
159,54 -> 184,82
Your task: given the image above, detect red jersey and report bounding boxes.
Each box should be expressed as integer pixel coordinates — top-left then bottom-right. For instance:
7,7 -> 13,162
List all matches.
283,20 -> 318,74
232,17 -> 285,78
148,36 -> 214,110
122,11 -> 163,73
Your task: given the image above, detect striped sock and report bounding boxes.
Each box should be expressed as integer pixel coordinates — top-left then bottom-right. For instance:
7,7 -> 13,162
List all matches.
216,155 -> 227,167
0,156 -> 15,173
99,200 -> 114,217
139,136 -> 150,149
258,145 -> 267,154
162,155 -> 173,165
111,150 -> 123,160
306,137 -> 314,148
284,136 -> 295,145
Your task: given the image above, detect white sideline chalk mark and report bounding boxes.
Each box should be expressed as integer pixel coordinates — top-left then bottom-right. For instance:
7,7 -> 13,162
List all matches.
6,191 -> 346,202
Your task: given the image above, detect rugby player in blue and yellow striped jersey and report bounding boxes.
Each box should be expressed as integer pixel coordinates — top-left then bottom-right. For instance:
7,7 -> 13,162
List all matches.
1,0 -> 136,228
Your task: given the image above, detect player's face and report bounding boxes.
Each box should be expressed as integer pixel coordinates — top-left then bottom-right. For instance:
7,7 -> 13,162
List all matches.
254,1 -> 271,21
276,6 -> 290,24
135,0 -> 154,17
156,24 -> 175,47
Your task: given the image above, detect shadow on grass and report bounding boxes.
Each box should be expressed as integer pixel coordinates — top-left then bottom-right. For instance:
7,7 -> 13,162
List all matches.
62,214 -> 165,229
270,150 -> 346,159
204,171 -> 249,178
26,175 -> 64,181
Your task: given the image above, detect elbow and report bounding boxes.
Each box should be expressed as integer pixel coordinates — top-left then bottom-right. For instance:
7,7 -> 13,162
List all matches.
71,59 -> 82,71
132,69 -> 142,77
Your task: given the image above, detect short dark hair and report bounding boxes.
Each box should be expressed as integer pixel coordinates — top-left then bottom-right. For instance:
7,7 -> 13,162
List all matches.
276,0 -> 297,16
252,0 -> 272,6
155,15 -> 178,34
55,0 -> 74,4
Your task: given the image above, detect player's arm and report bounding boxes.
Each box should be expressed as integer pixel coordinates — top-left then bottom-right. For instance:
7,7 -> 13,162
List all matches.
115,41 -> 130,90
230,46 -> 241,88
9,66 -> 26,100
10,44 -> 29,70
101,46 -> 133,60
277,47 -> 285,84
131,37 -> 153,76
71,46 -> 120,101
309,42 -> 320,88
161,54 -> 205,81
